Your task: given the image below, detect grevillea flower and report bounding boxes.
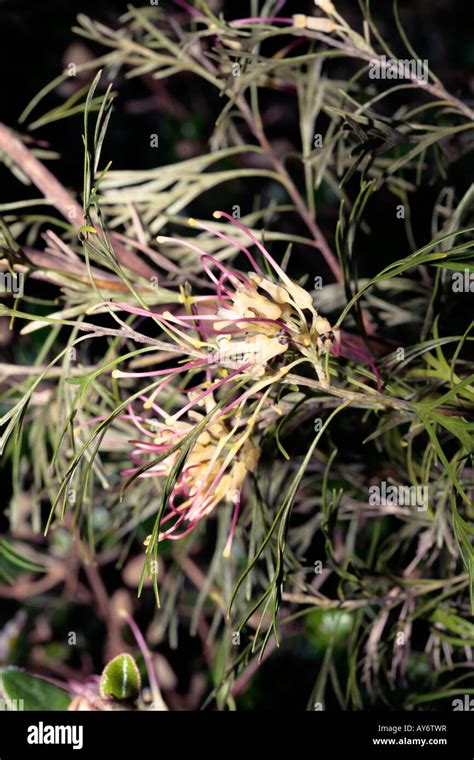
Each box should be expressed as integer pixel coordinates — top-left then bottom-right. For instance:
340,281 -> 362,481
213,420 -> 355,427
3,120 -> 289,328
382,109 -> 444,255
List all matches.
105,212 -> 339,553
123,395 -> 260,556
157,211 -> 340,385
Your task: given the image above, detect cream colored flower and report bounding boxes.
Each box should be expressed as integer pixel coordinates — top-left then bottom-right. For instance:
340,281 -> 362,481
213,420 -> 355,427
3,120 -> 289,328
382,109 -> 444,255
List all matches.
293,14 -> 337,32
133,410 -> 260,553
209,267 -> 338,383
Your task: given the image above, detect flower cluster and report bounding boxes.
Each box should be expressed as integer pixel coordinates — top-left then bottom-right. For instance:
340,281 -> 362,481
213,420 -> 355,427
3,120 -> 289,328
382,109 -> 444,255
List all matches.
158,211 -> 339,383
124,399 -> 260,556
109,213 -> 339,554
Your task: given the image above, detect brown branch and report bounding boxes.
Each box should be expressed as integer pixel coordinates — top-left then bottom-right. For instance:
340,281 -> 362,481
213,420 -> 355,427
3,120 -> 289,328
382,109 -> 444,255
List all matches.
178,37 -> 343,281
303,31 -> 474,122
235,95 -> 343,282
0,122 -> 85,226
283,372 -> 412,411
0,123 -> 157,280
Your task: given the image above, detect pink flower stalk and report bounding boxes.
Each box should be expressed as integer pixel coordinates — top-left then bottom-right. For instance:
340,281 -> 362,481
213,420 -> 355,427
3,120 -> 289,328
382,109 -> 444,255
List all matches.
229,17 -> 294,26
335,333 -> 382,391
172,0 -> 203,19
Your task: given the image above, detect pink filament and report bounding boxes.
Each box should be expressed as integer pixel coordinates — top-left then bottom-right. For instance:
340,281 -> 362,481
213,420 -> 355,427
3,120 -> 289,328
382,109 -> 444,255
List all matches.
171,366 -> 245,421
117,359 -> 208,379
213,211 -> 289,283
230,17 -> 293,25
191,219 -> 261,272
337,335 -> 382,392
